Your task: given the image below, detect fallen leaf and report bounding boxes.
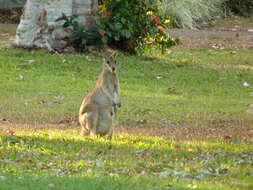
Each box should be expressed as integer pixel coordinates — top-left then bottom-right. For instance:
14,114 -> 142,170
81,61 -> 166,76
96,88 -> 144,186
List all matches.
38,100 -> 47,104
246,110 -> 253,114
58,116 -> 78,124
86,56 -> 92,62
243,82 -> 250,87
19,74 -> 24,80
48,184 -> 55,188
167,87 -> 176,92
24,60 -> 35,63
167,50 -> 172,54
51,101 -> 61,104
7,129 -> 15,136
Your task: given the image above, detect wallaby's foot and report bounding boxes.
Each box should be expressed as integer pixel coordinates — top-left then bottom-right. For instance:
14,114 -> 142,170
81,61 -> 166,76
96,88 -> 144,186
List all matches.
80,127 -> 89,137
108,134 -> 113,141
80,131 -> 89,137
90,128 -> 97,137
107,134 -> 113,150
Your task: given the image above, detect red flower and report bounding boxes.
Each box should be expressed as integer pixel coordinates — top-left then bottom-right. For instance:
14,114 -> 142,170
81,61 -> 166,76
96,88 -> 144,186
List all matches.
158,26 -> 165,34
223,135 -> 232,140
105,11 -> 112,17
151,15 -> 160,25
99,31 -> 106,37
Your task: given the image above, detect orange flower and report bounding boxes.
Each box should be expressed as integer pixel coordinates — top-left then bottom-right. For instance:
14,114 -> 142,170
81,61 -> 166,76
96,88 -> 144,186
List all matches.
151,15 -> 160,25
158,26 -> 165,34
99,31 -> 106,36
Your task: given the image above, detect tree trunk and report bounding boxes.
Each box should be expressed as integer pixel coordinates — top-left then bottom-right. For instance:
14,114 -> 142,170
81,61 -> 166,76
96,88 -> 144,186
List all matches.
15,0 -> 98,51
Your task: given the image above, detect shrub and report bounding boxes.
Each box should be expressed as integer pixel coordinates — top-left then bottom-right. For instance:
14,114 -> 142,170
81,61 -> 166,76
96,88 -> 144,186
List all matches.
224,0 -> 253,16
158,0 -> 226,29
61,14 -> 102,51
61,0 -> 179,54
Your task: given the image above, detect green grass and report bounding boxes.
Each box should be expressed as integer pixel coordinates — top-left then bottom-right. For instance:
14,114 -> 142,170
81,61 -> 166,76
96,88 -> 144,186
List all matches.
1,130 -> 253,190
0,47 -> 252,126
211,16 -> 253,26
0,44 -> 253,189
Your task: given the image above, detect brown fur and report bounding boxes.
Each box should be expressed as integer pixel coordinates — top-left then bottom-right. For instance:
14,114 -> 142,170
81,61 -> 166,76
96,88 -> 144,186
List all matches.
79,51 -> 120,137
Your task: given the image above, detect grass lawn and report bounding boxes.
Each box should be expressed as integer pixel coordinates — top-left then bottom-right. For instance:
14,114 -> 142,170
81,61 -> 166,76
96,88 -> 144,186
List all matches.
0,36 -> 253,189
1,130 -> 253,190
0,47 -> 252,126
210,16 -> 253,29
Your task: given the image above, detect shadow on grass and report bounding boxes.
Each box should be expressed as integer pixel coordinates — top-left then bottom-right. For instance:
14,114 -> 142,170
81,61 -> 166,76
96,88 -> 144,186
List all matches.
1,175 -> 191,190
0,132 -> 251,190
0,133 -> 198,190
0,132 -> 200,156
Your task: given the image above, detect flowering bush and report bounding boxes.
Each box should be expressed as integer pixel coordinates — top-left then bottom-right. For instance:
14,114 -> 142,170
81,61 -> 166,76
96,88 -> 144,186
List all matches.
98,0 -> 179,53
62,0 -> 179,54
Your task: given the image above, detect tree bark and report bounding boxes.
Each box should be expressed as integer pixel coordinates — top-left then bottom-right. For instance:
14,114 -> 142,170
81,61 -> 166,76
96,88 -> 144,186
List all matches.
15,0 -> 98,51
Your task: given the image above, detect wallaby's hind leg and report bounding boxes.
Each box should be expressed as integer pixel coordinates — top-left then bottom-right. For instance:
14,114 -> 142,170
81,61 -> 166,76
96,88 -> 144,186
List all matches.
86,110 -> 98,136
79,113 -> 90,136
80,127 -> 89,136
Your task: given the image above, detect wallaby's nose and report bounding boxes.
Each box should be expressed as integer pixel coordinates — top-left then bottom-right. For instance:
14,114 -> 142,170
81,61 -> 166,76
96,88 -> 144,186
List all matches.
112,68 -> 115,72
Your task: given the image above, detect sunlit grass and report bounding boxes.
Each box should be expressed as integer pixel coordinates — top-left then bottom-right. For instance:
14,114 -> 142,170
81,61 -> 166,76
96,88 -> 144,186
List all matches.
0,130 -> 253,190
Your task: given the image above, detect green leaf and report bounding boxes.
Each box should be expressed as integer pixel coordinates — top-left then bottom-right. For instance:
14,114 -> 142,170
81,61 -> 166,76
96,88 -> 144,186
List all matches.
145,0 -> 153,8
102,36 -> 108,44
121,18 -> 127,24
115,23 -> 123,30
121,29 -> 131,39
81,38 -> 87,45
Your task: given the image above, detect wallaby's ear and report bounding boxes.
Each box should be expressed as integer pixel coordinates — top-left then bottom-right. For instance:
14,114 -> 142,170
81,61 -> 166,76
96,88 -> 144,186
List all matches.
110,51 -> 118,59
100,51 -> 107,58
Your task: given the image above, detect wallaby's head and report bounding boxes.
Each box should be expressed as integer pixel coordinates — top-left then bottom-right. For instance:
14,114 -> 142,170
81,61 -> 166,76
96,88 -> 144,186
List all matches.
101,51 -> 118,74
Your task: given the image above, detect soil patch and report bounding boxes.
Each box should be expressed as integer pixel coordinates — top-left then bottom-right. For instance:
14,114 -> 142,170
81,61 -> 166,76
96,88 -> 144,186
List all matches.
169,29 -> 253,49
0,24 -> 16,46
1,119 -> 252,141
0,8 -> 23,24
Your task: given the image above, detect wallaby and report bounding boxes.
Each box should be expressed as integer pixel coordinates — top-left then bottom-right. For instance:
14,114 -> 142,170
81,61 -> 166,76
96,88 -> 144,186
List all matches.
79,51 -> 120,137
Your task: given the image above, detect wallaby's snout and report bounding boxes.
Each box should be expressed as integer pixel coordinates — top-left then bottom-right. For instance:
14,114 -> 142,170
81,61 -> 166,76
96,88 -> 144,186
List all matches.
112,66 -> 116,72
